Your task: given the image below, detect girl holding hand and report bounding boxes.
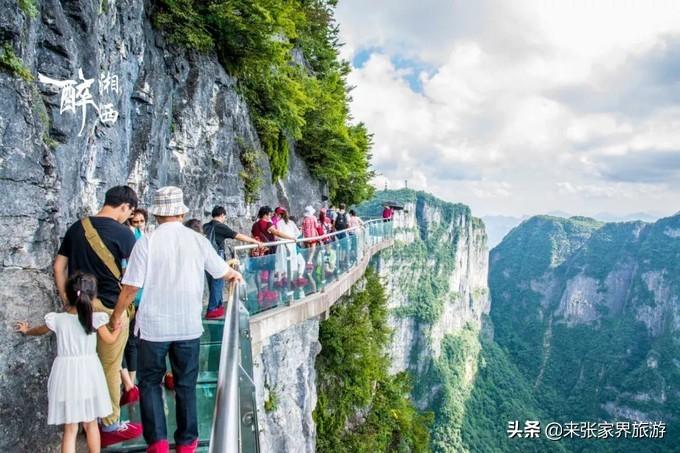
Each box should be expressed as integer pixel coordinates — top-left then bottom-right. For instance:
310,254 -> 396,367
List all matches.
16,272 -> 121,453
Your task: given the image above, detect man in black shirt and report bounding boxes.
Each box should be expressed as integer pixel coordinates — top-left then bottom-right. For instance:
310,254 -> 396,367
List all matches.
203,206 -> 260,319
53,186 -> 142,447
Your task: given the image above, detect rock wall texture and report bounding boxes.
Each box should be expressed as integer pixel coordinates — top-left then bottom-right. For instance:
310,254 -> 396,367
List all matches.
358,190 -> 489,412
253,319 -> 321,453
0,0 -> 323,450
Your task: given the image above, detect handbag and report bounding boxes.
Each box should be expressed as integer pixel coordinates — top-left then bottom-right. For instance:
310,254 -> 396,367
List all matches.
81,217 -> 135,319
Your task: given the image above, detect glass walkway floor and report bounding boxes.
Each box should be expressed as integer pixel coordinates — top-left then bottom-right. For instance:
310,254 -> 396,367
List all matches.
103,321 -> 225,452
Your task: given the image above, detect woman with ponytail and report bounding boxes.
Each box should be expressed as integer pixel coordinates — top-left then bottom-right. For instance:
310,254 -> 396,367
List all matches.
15,272 -> 121,453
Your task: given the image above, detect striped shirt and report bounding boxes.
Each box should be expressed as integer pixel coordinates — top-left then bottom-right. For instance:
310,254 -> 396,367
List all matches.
122,221 -> 232,342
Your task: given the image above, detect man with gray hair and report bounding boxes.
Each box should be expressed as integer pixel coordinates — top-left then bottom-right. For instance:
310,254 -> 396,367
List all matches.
111,186 -> 242,453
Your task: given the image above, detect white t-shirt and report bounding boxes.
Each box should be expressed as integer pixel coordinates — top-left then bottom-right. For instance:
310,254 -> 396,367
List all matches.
122,221 -> 232,342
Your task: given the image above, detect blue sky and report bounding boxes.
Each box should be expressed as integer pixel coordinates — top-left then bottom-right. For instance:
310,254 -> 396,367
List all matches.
336,0 -> 680,218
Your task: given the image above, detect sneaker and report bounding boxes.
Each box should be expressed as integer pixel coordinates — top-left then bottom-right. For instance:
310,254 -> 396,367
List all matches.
100,421 -> 142,447
120,385 -> 139,406
176,439 -> 199,453
164,373 -> 175,390
205,306 -> 225,319
147,439 -> 170,453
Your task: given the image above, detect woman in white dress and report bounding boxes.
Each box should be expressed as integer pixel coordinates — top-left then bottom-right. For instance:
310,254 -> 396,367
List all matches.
16,273 -> 121,453
273,207 -> 301,286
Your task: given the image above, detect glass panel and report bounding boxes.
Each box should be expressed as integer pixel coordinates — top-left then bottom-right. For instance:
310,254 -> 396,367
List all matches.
110,384 -> 216,451
236,220 -> 394,316
241,252 -> 281,315
201,320 -> 224,344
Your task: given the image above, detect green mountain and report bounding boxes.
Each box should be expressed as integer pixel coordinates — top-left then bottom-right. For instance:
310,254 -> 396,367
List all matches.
489,214 -> 680,452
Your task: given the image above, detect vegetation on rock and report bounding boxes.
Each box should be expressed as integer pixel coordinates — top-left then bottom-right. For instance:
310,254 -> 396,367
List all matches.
489,214 -> 680,451
0,44 -> 33,81
153,0 -> 373,204
314,270 -> 432,452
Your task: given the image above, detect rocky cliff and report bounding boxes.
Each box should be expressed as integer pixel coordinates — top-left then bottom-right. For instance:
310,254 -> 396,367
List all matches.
254,319 -> 320,453
256,189 -> 492,452
359,189 -> 491,451
0,0 -> 323,450
489,214 -> 680,451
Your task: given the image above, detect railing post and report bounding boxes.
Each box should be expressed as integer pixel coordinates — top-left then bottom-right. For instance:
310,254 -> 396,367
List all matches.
209,283 -> 241,453
238,293 -> 260,453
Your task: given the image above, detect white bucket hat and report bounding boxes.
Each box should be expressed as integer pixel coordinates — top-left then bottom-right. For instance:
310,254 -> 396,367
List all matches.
149,186 -> 189,216
304,205 -> 315,216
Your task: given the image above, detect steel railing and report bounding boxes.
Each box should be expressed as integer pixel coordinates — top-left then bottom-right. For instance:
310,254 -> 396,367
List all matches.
232,217 -> 389,253
209,282 -> 260,453
209,218 -> 393,452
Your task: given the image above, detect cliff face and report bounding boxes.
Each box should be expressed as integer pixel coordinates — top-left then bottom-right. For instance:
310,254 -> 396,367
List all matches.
360,189 -> 490,451
489,214 -> 680,451
374,190 -> 489,379
0,0 -> 322,450
254,319 -> 320,453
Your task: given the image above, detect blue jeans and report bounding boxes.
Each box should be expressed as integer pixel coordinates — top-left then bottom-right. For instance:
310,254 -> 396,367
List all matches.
138,338 -> 200,446
206,271 -> 224,312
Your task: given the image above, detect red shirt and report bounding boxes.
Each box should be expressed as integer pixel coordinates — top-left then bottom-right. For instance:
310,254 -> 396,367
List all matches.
252,219 -> 275,243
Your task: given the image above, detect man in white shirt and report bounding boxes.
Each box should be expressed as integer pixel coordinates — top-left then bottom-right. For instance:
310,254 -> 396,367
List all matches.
111,186 -> 242,453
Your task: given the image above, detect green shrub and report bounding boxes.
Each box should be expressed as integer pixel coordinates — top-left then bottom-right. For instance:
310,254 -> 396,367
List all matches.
237,138 -> 263,204
314,270 -> 431,452
18,0 -> 39,18
0,44 -> 33,81
264,387 -> 278,412
152,0 -> 373,203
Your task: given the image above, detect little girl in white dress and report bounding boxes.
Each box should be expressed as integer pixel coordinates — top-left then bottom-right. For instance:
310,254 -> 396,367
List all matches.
16,272 -> 121,453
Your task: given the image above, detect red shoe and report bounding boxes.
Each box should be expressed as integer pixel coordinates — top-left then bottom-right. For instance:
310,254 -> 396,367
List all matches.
176,439 -> 199,453
295,277 -> 309,287
147,439 -> 170,453
264,290 -> 279,302
100,421 -> 142,447
205,306 -> 225,319
120,385 -> 139,406
164,373 -> 175,390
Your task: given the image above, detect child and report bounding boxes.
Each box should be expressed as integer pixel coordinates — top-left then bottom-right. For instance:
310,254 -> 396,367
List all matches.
16,272 -> 121,453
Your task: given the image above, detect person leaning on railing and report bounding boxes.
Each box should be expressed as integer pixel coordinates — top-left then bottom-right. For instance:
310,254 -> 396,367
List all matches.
203,206 -> 260,320
250,205 -> 296,304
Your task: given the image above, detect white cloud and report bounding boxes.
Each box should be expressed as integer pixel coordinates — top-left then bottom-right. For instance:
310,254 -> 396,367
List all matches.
337,0 -> 680,218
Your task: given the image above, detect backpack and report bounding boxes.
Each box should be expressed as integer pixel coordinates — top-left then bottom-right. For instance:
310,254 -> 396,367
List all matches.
204,222 -> 222,254
335,212 -> 348,231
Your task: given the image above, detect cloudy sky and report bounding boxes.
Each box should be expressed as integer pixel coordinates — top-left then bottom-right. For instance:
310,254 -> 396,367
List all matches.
336,0 -> 680,218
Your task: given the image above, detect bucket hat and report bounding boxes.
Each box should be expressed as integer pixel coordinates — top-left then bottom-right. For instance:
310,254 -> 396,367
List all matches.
149,186 -> 189,216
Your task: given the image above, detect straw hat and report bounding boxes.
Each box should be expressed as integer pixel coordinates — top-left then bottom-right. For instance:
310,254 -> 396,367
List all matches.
149,186 -> 189,216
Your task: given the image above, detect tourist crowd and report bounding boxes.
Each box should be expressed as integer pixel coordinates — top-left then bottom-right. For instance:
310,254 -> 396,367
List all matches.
14,184 -> 381,453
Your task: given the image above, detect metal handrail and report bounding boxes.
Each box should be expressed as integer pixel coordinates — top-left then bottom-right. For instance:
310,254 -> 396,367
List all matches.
209,217 -> 393,453
209,282 -> 241,453
233,218 -> 390,252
